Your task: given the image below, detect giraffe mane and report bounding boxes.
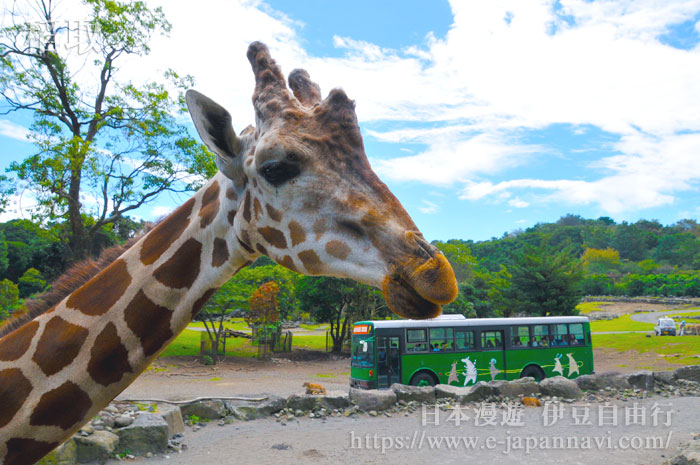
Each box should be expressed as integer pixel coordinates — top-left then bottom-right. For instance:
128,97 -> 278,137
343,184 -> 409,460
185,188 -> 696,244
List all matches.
0,236 -> 142,338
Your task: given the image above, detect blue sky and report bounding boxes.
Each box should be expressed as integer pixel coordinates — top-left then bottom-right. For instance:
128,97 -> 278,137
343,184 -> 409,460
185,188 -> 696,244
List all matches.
2,0 -> 700,242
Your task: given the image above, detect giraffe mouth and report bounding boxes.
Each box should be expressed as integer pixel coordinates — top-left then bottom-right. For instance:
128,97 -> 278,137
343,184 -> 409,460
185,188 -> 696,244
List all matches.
382,254 -> 458,320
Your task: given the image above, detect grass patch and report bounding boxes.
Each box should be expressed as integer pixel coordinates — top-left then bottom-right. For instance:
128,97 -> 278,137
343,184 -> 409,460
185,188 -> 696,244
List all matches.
314,373 -> 337,378
577,302 -> 613,314
187,319 -> 251,332
300,323 -> 329,331
209,377 -> 222,381
292,334 -> 328,351
593,333 -> 700,366
590,313 -> 654,332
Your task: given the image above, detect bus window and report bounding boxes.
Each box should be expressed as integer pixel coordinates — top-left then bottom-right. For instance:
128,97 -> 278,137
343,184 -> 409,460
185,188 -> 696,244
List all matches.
351,335 -> 374,367
532,325 -> 549,347
406,329 -> 428,352
550,324 -> 569,347
455,330 -> 475,350
569,323 -> 585,345
481,330 -> 503,349
429,328 -> 454,352
512,326 -> 529,347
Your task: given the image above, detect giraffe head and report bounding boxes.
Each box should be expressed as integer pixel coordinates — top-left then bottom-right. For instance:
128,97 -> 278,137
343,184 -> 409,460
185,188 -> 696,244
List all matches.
186,42 -> 457,319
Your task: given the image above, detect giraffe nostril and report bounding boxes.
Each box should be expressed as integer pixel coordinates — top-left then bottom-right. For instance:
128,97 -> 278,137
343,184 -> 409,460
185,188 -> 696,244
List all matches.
406,231 -> 435,259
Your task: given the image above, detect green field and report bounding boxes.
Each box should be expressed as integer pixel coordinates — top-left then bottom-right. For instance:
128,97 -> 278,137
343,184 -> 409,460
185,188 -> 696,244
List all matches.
592,333 -> 700,366
589,314 -> 654,332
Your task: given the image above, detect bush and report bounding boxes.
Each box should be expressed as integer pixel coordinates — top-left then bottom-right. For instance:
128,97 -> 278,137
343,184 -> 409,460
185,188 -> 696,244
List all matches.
17,268 -> 47,298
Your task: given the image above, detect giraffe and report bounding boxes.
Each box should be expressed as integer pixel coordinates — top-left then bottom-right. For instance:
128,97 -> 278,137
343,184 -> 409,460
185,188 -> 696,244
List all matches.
0,42 -> 457,464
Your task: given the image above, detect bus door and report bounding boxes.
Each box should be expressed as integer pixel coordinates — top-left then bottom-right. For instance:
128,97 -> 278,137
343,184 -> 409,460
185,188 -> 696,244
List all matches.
377,335 -> 401,388
479,329 -> 506,382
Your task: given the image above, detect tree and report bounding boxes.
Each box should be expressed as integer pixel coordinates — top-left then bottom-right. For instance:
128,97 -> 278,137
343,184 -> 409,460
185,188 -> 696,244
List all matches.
248,281 -> 280,359
17,267 -> 47,298
581,247 -> 620,274
0,0 -> 215,260
506,245 -> 583,316
0,232 -> 8,277
0,278 -> 20,320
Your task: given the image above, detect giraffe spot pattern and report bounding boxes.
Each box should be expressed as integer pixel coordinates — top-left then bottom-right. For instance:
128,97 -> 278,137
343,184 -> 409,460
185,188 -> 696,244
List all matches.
199,181 -> 221,228
312,218 -> 327,240
0,321 -> 39,362
325,240 -> 351,260
279,255 -> 298,272
30,381 -> 92,430
4,438 -> 59,465
237,236 -> 255,254
154,238 -> 202,289
256,243 -> 268,256
140,198 -> 195,265
32,316 -> 89,376
258,226 -> 287,249
191,288 -> 219,318
289,221 -> 306,247
265,204 -> 282,222
212,238 -> 230,267
88,322 -> 133,386
0,368 -> 32,428
67,259 -> 132,316
253,197 -> 262,220
227,209 -> 236,226
125,290 -> 174,357
226,188 -> 237,201
242,191 -> 252,223
298,250 -> 323,274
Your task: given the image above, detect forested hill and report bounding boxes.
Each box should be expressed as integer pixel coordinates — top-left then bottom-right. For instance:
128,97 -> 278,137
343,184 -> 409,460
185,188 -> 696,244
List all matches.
433,215 -> 700,318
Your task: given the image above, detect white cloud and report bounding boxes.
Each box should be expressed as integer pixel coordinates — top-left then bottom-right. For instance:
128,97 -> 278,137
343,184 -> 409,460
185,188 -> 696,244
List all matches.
418,200 -> 440,214
508,197 -> 530,208
0,120 -> 29,141
151,206 -> 174,219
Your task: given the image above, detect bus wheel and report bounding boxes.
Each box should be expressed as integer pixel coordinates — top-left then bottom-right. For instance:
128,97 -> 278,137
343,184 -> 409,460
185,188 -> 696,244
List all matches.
410,371 -> 437,387
520,365 -> 545,382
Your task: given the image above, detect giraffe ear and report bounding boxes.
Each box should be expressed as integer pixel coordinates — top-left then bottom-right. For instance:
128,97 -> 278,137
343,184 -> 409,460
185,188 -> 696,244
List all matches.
187,90 -> 246,187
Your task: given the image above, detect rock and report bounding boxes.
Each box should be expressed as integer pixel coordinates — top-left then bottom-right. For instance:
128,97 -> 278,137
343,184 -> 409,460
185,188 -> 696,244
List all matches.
286,393 -> 319,412
114,415 -> 134,428
575,372 -> 631,391
540,376 -> 583,399
654,371 -> 676,385
115,413 -> 169,456
674,366 -> 700,383
663,437 -> 700,465
349,388 -> 397,411
625,370 -> 655,391
155,403 -> 185,435
103,405 -> 119,414
226,395 -> 285,421
315,391 -> 352,410
390,384 -> 436,404
490,378 -> 539,398
74,430 -> 119,464
38,439 -> 77,465
180,400 -> 226,420
435,382 -> 498,403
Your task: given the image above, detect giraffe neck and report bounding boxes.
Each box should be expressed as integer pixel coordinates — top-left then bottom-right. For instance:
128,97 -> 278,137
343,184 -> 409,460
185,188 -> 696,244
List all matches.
0,173 -> 254,464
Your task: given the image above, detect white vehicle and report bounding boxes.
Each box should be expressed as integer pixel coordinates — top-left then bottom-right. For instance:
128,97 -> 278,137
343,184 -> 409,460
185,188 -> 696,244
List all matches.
654,318 -> 677,336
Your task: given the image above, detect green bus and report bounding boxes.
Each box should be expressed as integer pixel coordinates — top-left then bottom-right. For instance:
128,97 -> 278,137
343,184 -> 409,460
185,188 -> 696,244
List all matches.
350,315 -> 593,389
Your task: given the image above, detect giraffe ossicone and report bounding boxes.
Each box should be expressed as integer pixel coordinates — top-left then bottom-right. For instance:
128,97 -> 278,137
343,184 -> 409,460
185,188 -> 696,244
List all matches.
0,41 -> 457,465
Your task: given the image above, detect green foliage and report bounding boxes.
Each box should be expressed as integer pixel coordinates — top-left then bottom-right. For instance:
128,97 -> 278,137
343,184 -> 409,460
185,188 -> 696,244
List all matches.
0,232 -> 8,277
17,268 -> 47,298
0,279 -> 20,320
0,0 -> 215,261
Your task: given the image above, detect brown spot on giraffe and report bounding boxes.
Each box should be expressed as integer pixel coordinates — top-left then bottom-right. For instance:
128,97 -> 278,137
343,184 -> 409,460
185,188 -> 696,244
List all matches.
0,321 -> 39,362
298,250 -> 323,274
66,259 -> 131,316
256,243 -> 268,256
279,255 -> 298,272
88,322 -> 133,386
258,226 -> 287,249
289,221 -> 306,247
252,178 -> 258,189
212,238 -> 230,267
237,236 -> 255,254
199,180 -> 220,228
242,191 -> 252,223
312,218 -> 327,240
191,288 -> 219,318
4,439 -> 59,465
30,381 -> 92,430
325,240 -> 351,260
32,316 -> 89,376
140,198 -> 195,265
154,238 -> 202,289
265,204 -> 282,222
225,187 -> 237,201
0,368 -> 32,428
227,209 -> 236,226
253,197 -> 263,220
124,290 -> 174,357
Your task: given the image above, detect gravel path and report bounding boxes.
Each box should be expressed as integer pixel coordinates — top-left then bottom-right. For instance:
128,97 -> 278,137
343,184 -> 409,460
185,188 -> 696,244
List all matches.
133,397 -> 699,465
630,309 -> 697,324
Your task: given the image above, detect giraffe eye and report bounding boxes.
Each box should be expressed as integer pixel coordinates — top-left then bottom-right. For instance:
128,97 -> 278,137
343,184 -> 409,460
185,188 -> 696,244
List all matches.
259,160 -> 300,187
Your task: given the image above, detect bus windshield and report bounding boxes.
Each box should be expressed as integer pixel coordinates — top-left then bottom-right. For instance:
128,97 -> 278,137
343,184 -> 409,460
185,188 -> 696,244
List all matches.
351,335 -> 374,368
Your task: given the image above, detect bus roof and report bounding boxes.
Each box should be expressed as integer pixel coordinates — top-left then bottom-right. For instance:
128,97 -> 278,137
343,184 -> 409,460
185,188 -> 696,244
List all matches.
358,315 -> 589,330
